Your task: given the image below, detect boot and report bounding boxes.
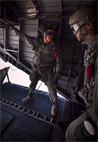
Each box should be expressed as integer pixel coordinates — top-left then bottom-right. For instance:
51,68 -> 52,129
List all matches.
51,105 -> 57,117
22,96 -> 34,103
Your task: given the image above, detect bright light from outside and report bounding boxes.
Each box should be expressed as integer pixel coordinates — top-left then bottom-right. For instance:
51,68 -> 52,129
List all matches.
0,58 -> 64,98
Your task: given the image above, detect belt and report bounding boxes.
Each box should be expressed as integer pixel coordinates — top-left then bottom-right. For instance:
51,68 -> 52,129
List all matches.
35,65 -> 51,71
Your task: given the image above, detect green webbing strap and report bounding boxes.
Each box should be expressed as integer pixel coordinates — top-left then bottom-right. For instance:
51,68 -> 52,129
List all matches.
32,42 -> 41,53
84,44 -> 97,67
94,45 -> 98,62
51,46 -> 57,58
37,51 -> 51,56
33,42 -> 57,58
92,45 -> 98,60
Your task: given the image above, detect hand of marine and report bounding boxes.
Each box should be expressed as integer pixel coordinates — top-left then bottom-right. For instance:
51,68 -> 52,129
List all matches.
52,76 -> 58,85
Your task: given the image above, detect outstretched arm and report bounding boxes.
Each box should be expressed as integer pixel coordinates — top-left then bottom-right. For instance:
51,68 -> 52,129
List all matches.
2,20 -> 38,47
13,27 -> 34,46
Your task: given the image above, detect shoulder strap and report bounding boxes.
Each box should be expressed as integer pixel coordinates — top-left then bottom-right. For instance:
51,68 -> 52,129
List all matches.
34,43 -> 58,58
51,45 -> 58,58
34,42 -> 41,54
85,44 -> 97,61
95,45 -> 98,61
85,44 -> 97,79
91,44 -> 97,58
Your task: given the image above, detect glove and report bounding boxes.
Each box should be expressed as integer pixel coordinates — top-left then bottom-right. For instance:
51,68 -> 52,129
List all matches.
52,76 -> 58,85
55,72 -> 61,78
52,72 -> 61,85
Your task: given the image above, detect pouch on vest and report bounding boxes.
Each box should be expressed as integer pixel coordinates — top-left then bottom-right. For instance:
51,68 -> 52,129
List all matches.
74,120 -> 97,141
86,65 -> 92,80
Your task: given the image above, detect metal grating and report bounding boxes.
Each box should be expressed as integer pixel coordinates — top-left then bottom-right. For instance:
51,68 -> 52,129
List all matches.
0,97 -> 64,129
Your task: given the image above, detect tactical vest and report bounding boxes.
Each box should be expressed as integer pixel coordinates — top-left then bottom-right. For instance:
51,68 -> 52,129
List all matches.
32,42 -> 58,70
78,44 -> 97,106
31,42 -> 59,82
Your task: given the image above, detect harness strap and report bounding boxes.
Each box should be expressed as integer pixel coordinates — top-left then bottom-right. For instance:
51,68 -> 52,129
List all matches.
34,42 -> 42,54
36,51 -> 51,56
34,44 -> 58,58
85,44 -> 97,78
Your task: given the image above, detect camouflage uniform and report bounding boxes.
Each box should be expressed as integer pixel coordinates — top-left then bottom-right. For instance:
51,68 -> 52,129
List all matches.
65,5 -> 98,141
65,35 -> 98,141
13,27 -> 62,106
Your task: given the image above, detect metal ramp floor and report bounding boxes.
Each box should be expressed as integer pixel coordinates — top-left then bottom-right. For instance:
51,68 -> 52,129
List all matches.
0,82 -> 69,141
0,82 -> 86,141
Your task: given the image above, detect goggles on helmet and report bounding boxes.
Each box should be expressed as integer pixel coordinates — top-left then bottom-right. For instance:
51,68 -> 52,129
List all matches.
47,32 -> 54,36
71,23 -> 80,34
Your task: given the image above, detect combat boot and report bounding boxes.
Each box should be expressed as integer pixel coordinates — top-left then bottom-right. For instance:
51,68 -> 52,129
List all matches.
51,105 -> 57,117
22,96 -> 34,103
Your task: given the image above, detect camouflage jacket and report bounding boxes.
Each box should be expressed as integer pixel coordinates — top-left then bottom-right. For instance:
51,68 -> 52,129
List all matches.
78,35 -> 98,126
13,28 -> 62,74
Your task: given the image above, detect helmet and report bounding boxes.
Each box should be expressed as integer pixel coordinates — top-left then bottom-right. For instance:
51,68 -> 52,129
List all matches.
69,5 -> 97,34
41,25 -> 55,38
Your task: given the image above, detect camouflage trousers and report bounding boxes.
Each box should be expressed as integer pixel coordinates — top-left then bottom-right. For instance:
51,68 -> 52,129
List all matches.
29,67 -> 57,106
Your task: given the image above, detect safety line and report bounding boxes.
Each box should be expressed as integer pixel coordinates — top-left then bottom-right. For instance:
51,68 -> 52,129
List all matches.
0,97 -> 63,129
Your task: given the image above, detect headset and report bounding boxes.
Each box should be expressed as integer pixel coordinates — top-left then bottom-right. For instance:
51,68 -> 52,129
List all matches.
41,25 -> 54,38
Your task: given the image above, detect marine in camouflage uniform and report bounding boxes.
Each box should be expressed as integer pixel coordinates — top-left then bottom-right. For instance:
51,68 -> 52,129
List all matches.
65,5 -> 98,141
10,25 -> 62,116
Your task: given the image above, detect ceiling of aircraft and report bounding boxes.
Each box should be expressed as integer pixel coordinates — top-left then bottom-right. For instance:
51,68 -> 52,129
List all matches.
0,0 -> 97,102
